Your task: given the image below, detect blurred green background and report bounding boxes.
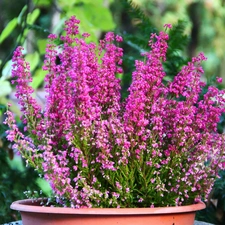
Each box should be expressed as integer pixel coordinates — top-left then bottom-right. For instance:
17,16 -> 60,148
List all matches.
1,0 -> 225,223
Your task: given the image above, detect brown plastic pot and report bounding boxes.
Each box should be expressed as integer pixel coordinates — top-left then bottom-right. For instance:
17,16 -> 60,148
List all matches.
11,198 -> 205,225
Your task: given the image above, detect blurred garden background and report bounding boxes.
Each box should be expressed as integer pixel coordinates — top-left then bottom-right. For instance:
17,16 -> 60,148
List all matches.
1,0 -> 225,223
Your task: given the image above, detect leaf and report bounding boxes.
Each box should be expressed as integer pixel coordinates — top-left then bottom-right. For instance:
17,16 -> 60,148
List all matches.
57,0 -> 77,8
67,9 -> 98,43
0,80 -> 12,97
6,155 -> 25,172
52,18 -> 66,34
82,4 -> 115,31
37,39 -> 47,55
31,68 -> 47,89
18,8 -> 41,44
2,60 -> 12,80
27,8 -> 40,25
32,0 -> 52,7
0,18 -> 17,44
76,0 -> 104,4
68,3 -> 115,42
25,52 -> 39,72
0,104 -> 6,112
36,178 -> 52,196
17,5 -> 28,25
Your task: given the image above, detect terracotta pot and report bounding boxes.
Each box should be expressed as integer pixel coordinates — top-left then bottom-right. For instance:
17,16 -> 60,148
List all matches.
11,198 -> 205,225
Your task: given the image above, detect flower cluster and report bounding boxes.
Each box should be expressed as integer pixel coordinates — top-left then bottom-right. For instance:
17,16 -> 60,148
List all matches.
5,16 -> 225,208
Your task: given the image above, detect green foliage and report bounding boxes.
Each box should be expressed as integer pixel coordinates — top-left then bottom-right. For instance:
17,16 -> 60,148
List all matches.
32,0 -> 52,7
118,0 -> 156,51
0,80 -> 12,98
17,5 -> 28,25
1,0 -> 117,92
131,0 -> 225,87
31,69 -> 47,89
0,106 -> 41,224
164,20 -> 189,80
196,170 -> 225,224
115,0 -> 189,98
58,0 -> 116,43
0,18 -> 18,44
0,6 -> 41,78
113,0 -> 156,98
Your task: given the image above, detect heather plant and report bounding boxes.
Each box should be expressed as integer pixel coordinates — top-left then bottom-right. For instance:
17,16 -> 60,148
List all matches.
5,16 -> 225,208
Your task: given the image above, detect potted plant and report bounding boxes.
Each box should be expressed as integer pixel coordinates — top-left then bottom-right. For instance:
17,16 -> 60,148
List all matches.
5,16 -> 225,225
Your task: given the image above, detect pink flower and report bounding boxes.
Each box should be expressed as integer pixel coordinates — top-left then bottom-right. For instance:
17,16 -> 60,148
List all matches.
164,24 -> 172,29
216,77 -> 223,83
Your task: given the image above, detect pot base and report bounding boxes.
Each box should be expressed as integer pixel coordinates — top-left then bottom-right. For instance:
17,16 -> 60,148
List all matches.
11,199 -> 206,225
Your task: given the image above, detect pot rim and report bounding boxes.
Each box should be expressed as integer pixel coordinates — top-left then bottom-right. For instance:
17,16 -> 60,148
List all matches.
10,198 -> 206,215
